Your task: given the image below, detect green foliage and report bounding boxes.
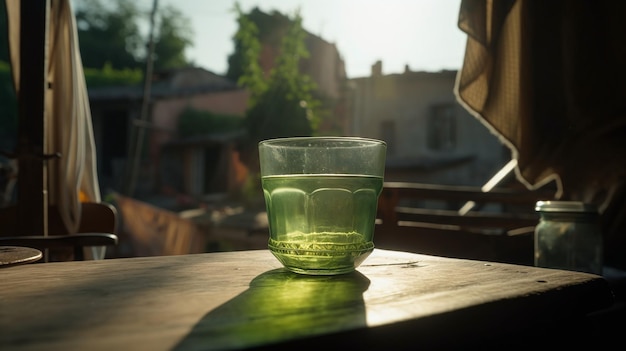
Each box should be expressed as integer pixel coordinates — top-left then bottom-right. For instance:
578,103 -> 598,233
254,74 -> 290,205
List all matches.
244,86 -> 312,141
226,7 -> 292,83
177,107 -> 243,138
0,1 -> 9,63
75,0 -> 144,69
0,61 -> 17,139
83,62 -> 143,88
153,5 -> 194,71
231,4 -> 321,144
230,4 -> 266,106
75,0 -> 192,71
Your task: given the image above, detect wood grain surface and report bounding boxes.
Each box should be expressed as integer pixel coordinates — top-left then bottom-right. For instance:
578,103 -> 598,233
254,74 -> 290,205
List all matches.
0,249 -> 614,350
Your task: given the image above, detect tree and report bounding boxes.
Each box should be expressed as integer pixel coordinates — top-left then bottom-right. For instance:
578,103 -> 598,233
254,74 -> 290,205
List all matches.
75,0 -> 144,69
75,0 -> 192,71
230,5 -> 321,181
232,5 -> 320,147
226,7 -> 292,83
244,13 -> 317,142
152,5 -> 193,71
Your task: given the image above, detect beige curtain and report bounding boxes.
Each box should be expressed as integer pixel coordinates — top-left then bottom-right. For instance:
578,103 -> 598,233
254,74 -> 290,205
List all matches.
454,0 -> 626,268
455,0 -> 626,203
6,0 -> 101,233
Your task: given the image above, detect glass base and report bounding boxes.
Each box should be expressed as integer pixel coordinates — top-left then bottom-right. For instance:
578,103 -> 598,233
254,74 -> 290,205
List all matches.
269,239 -> 374,275
282,265 -> 358,276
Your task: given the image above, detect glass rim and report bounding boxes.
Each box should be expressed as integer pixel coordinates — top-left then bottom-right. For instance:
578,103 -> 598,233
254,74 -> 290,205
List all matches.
258,136 -> 387,147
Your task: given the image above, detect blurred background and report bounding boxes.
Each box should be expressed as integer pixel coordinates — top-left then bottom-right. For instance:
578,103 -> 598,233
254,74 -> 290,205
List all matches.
0,0 -> 536,257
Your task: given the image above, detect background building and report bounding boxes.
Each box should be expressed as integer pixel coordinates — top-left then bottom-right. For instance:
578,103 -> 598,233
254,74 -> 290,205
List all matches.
348,61 -> 509,186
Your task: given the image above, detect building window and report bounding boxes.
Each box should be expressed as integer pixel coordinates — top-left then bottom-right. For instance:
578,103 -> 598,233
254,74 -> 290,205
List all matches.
380,120 -> 395,154
427,104 -> 456,151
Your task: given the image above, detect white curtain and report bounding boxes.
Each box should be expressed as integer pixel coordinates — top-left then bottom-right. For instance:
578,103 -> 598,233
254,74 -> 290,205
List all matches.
7,0 -> 101,233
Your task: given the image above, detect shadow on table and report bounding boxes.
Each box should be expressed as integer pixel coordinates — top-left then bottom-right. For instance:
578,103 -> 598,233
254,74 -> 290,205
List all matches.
174,268 -> 371,350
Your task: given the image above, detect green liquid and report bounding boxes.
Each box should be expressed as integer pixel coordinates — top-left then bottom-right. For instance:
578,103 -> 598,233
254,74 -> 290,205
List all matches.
262,174 -> 383,275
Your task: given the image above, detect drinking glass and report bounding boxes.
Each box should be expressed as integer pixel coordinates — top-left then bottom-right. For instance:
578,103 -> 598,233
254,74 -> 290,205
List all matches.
259,137 -> 386,275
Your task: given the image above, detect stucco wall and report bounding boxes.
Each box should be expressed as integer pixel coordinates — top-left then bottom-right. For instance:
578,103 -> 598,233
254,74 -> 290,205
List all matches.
349,70 -> 508,186
149,89 -> 250,162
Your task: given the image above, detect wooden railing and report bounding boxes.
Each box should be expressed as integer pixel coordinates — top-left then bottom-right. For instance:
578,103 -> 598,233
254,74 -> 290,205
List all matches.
375,182 -> 557,265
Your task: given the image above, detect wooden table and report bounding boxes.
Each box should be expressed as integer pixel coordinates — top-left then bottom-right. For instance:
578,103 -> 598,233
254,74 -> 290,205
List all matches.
0,249 -> 615,350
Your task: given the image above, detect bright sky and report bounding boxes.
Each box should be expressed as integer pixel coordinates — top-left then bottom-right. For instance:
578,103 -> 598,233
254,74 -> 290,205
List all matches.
136,0 -> 467,78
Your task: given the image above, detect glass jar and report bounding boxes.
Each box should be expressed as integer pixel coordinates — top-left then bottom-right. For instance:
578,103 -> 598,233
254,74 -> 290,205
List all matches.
534,201 -> 603,275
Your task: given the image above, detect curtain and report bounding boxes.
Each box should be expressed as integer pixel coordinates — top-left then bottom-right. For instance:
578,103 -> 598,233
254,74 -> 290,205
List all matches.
6,0 -> 101,233
454,0 -> 626,268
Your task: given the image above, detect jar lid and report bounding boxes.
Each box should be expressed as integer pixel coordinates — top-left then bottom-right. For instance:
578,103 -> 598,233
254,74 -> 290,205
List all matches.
535,200 -> 598,213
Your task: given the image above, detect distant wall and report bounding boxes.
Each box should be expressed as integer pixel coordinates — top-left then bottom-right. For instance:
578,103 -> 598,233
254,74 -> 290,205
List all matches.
348,70 -> 509,186
149,89 -> 249,162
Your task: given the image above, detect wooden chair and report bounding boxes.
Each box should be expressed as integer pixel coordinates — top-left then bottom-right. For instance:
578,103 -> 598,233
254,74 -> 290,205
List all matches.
375,181 -> 557,265
0,202 -> 119,261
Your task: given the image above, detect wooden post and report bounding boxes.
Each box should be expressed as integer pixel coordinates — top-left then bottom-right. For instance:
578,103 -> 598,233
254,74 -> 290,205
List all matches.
16,0 -> 49,236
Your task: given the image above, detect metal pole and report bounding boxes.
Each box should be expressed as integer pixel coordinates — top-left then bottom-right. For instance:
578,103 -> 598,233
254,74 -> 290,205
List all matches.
123,0 -> 158,196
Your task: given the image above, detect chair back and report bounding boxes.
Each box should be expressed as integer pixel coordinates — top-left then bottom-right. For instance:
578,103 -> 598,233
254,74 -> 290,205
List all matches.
375,182 -> 556,264
0,202 -> 119,261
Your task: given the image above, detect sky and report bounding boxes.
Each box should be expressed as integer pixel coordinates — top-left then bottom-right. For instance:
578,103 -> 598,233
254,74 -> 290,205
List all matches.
135,0 -> 467,78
